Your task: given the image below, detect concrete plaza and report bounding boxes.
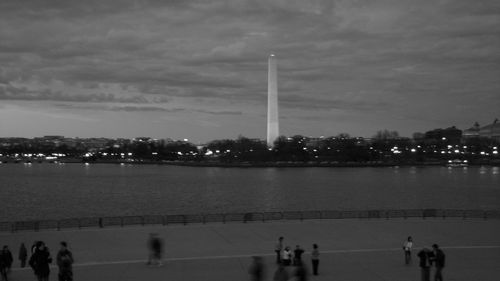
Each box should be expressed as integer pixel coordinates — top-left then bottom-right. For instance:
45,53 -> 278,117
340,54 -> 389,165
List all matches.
1,218 -> 499,281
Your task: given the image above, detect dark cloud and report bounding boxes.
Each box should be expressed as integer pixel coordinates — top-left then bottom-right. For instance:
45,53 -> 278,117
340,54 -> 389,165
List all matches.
1,0 -> 499,140
53,103 -> 180,112
280,94 -> 389,111
195,109 -> 242,115
0,84 -> 148,103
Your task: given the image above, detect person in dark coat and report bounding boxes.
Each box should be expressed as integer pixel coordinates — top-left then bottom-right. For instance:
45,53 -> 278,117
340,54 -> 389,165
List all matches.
147,233 -> 163,266
431,244 -> 445,281
248,256 -> 265,281
273,264 -> 289,281
294,260 -> 308,281
293,245 -> 304,266
56,242 -> 74,281
1,246 -> 12,272
274,237 -> 284,264
311,244 -> 319,275
417,247 -> 432,281
29,241 -> 52,281
0,247 -> 10,281
19,243 -> 28,268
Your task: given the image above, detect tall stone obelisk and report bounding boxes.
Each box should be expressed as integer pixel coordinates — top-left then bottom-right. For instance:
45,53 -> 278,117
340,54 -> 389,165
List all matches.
267,54 -> 279,146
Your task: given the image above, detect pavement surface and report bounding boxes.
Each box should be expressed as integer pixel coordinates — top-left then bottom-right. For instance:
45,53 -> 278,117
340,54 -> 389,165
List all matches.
1,218 -> 499,281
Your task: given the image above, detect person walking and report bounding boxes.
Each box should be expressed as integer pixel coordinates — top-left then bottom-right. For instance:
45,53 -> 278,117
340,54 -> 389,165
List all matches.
294,260 -> 308,281
248,256 -> 265,281
431,244 -> 445,281
0,247 -> 12,273
417,247 -> 432,281
19,243 -> 28,268
0,247 -> 10,281
273,264 -> 289,281
29,241 -> 52,281
274,237 -> 283,264
311,244 -> 319,275
403,236 -> 413,265
293,245 -> 304,266
56,242 -> 74,281
147,233 -> 163,266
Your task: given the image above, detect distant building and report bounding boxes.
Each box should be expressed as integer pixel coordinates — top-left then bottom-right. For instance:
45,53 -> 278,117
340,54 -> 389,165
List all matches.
463,122 -> 481,138
424,126 -> 462,144
479,119 -> 500,141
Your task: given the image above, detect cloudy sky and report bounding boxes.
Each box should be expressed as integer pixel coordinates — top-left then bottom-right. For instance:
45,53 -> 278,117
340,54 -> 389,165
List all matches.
1,0 -> 499,142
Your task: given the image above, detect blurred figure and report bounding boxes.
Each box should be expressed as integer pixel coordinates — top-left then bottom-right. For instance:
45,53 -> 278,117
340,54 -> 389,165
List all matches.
29,241 -> 52,281
273,264 -> 289,281
293,245 -> 304,266
56,242 -> 74,281
403,236 -> 413,265
274,237 -> 283,264
248,256 -> 265,281
147,233 -> 163,266
1,247 -> 12,272
294,260 -> 308,281
19,243 -> 28,268
311,243 -> 319,275
282,246 -> 292,266
0,246 -> 11,281
417,247 -> 432,281
431,244 -> 445,281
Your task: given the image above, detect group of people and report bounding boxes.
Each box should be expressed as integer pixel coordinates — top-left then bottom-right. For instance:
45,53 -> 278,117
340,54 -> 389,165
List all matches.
249,236 -> 319,281
403,236 -> 446,281
0,241 -> 74,281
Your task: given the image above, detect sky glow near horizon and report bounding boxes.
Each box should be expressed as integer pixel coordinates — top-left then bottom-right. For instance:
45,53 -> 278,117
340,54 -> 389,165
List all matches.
0,0 -> 499,142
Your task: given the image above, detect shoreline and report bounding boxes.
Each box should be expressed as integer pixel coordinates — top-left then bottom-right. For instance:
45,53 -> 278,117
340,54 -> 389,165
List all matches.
1,159 -> 499,168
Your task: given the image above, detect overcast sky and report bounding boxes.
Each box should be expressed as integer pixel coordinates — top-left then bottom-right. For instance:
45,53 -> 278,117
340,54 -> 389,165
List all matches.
1,0 -> 499,142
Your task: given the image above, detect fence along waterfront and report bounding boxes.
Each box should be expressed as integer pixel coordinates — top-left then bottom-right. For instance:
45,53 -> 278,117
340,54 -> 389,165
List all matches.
1,209 -> 499,233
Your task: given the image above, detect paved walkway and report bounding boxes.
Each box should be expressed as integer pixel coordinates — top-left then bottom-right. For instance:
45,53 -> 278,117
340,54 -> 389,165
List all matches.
1,218 -> 500,281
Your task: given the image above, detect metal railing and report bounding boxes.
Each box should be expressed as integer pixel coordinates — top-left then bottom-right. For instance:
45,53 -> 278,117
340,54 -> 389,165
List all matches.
1,209 -> 499,233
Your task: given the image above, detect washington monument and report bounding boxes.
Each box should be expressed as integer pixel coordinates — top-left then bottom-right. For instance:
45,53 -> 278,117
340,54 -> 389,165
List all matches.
267,54 -> 279,146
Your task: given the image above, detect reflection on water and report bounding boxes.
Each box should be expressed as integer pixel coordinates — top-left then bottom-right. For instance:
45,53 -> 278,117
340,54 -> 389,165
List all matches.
493,167 -> 499,175
479,166 -> 489,174
0,164 -> 499,221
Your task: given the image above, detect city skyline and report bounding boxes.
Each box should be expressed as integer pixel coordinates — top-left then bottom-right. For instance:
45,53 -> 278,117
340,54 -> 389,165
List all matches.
1,0 -> 500,143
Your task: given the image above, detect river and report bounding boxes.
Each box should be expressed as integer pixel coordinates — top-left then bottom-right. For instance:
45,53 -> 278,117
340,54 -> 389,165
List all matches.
0,163 -> 499,221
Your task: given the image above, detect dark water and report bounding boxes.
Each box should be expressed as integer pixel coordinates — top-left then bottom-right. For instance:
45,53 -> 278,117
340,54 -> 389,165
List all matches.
0,163 -> 499,221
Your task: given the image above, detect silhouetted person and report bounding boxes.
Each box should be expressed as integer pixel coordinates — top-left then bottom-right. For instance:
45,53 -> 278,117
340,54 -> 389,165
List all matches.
147,233 -> 163,266
56,241 -> 74,281
19,243 -> 28,268
418,247 -> 432,281
273,264 -> 289,281
311,244 -> 319,275
0,247 -> 11,281
1,247 -> 12,272
403,236 -> 413,265
282,246 -> 292,266
274,237 -> 283,264
293,245 -> 304,266
29,241 -> 52,281
431,244 -> 445,281
294,260 -> 308,281
248,256 -> 265,281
